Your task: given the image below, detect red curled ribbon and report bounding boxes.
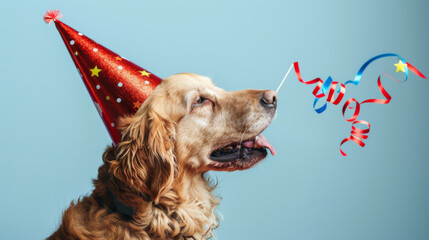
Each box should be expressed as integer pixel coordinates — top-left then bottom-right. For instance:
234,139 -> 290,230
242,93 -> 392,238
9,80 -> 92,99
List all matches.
294,62 -> 346,114
294,62 -> 326,98
339,120 -> 370,156
292,54 -> 426,156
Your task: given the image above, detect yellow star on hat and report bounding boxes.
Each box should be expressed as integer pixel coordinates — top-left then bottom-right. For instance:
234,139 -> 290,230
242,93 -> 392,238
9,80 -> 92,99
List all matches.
139,70 -> 151,77
90,66 -> 102,77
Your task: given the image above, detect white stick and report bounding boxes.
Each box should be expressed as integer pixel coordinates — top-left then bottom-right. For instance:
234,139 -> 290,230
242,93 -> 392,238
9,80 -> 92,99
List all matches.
276,63 -> 294,94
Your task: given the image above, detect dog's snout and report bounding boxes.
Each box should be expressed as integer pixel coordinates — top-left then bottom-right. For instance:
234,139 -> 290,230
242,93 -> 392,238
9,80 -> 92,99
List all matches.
260,90 -> 277,109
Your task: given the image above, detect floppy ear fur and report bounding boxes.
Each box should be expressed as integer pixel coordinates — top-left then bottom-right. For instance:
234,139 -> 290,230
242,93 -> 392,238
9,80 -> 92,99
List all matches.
109,103 -> 177,205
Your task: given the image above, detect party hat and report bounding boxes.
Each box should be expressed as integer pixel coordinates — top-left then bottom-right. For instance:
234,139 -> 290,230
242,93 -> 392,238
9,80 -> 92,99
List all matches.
44,10 -> 162,144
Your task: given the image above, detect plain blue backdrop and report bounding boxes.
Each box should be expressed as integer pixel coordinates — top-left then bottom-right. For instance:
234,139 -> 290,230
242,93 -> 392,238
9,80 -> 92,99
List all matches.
1,0 -> 428,239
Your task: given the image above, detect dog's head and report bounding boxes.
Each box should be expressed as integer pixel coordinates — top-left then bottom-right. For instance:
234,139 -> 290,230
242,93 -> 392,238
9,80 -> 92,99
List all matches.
110,73 -> 276,202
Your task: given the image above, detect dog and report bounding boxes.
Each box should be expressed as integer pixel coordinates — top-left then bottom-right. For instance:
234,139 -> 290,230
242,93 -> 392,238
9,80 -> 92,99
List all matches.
48,73 -> 277,240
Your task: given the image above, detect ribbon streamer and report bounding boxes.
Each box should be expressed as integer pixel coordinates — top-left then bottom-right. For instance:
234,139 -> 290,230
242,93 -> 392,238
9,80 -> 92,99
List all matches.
291,53 -> 426,156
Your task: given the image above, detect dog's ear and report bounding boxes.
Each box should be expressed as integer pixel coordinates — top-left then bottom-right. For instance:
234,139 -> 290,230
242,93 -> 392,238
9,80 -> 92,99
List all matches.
145,107 -> 177,203
110,103 -> 177,205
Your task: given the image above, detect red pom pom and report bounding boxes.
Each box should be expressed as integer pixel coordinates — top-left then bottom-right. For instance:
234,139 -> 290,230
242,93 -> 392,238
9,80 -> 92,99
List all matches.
43,10 -> 63,24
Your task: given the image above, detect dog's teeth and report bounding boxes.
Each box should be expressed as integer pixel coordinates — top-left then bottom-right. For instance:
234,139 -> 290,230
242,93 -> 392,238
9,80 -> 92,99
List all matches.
225,146 -> 233,150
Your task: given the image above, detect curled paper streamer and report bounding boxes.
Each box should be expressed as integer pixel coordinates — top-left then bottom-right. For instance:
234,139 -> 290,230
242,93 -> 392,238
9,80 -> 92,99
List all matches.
294,63 -> 346,113
292,53 -> 426,156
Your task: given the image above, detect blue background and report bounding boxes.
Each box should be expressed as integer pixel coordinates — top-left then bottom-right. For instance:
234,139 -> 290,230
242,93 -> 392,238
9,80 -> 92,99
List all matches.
1,0 -> 428,239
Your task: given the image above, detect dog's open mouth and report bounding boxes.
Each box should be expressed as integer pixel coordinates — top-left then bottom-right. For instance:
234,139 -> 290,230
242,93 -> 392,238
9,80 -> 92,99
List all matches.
209,135 -> 276,163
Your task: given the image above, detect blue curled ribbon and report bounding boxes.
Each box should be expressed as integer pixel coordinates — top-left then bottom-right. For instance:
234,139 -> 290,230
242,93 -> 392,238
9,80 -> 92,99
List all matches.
344,53 -> 408,86
311,53 -> 409,114
313,76 -> 332,113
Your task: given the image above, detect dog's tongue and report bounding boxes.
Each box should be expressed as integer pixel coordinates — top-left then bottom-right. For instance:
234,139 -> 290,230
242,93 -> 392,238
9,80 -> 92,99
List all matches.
242,135 -> 276,156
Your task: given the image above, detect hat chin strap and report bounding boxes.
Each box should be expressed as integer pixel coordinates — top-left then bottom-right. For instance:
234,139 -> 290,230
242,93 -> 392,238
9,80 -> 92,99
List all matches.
103,188 -> 151,219
109,189 -> 136,219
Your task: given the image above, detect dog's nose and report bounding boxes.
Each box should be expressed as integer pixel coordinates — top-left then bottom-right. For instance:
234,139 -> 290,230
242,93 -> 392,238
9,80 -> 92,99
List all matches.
260,90 -> 277,109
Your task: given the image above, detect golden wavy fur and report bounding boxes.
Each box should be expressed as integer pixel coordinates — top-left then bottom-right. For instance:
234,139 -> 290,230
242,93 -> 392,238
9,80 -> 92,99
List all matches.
48,73 -> 277,240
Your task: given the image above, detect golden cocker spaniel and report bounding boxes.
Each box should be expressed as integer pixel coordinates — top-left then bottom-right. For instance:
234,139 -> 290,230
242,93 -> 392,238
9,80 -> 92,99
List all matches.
48,73 -> 277,240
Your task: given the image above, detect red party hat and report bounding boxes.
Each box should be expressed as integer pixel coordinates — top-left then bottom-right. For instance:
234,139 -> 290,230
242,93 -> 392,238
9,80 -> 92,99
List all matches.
44,10 -> 162,144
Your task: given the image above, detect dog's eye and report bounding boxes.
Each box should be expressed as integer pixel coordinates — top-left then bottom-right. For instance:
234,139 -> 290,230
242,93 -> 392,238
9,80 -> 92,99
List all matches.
195,96 -> 204,103
193,96 -> 207,107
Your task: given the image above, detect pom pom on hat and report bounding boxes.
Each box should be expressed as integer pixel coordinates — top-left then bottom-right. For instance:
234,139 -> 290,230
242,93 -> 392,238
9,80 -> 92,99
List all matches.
44,10 -> 63,24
